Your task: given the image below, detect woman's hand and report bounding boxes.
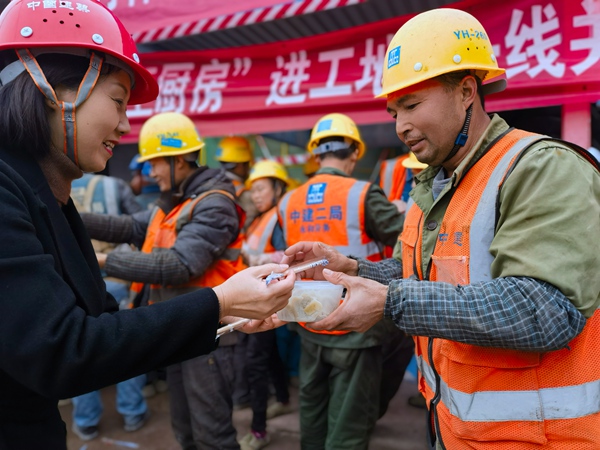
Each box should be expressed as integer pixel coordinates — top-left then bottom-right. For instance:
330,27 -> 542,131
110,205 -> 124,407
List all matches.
281,241 -> 358,279
213,263 -> 295,320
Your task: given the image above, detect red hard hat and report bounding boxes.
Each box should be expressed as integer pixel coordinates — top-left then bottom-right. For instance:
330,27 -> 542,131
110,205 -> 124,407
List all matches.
0,0 -> 158,105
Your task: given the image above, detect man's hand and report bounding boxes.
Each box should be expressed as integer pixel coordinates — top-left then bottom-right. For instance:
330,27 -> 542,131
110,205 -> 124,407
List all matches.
307,268 -> 388,333
282,241 -> 358,279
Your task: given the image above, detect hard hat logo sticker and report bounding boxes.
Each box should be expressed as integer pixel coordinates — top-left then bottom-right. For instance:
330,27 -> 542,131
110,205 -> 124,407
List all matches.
316,119 -> 333,133
159,133 -> 183,148
387,46 -> 401,69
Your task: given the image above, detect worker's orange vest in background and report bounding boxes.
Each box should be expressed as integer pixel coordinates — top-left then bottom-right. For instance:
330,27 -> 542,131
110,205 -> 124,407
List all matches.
130,190 -> 246,304
279,173 -> 383,262
243,206 -> 278,256
401,129 -> 600,448
379,154 -> 409,202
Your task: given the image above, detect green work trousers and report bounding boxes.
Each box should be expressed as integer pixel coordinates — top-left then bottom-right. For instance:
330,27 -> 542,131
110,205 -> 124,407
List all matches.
299,339 -> 382,450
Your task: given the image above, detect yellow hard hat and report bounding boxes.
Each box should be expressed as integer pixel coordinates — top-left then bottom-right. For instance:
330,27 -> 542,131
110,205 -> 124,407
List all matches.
216,136 -> 253,163
247,160 -> 290,187
402,152 -> 428,170
138,112 -> 205,162
303,155 -> 320,176
307,113 -> 366,159
379,8 -> 506,99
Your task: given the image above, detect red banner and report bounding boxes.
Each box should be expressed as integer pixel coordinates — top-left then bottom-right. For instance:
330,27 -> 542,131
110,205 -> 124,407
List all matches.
107,0 -> 362,43
107,0 -> 283,36
123,0 -> 600,143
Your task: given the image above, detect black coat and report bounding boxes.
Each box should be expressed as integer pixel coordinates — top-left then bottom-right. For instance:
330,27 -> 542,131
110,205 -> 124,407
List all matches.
0,147 -> 220,449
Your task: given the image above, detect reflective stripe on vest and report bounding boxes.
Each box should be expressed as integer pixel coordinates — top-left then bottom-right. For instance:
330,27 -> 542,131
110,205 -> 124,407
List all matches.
417,347 -> 600,422
279,174 -> 381,260
468,134 -> 544,282
379,155 -> 409,202
242,207 -> 278,256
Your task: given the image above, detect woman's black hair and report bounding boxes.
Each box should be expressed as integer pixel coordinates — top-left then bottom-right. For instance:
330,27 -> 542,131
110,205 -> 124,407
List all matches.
0,52 -> 119,160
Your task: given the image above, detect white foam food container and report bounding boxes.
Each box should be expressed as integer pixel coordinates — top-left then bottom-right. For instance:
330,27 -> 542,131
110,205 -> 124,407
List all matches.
276,281 -> 344,322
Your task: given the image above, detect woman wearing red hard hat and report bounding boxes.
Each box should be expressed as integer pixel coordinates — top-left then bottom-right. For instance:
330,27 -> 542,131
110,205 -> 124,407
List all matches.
0,1 -> 295,447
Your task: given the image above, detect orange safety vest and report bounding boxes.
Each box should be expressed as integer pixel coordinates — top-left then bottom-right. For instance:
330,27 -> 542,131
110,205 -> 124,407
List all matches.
379,154 -> 409,202
242,206 -> 278,256
130,190 -> 246,304
279,173 -> 383,261
401,129 -> 600,448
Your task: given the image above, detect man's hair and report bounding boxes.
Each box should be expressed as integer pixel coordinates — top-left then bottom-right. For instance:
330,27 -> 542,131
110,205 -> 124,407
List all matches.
436,70 -> 485,109
0,52 -> 120,160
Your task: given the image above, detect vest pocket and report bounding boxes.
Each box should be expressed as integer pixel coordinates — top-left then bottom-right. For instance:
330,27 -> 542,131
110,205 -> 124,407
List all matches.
399,225 -> 419,278
430,255 -> 469,285
438,340 -> 546,444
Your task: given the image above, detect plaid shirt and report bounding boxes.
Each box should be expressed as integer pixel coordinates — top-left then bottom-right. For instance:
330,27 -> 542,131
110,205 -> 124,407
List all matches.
355,258 -> 586,352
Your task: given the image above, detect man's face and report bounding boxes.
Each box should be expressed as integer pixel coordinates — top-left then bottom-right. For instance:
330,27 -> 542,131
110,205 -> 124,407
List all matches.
149,157 -> 172,192
386,79 -> 466,168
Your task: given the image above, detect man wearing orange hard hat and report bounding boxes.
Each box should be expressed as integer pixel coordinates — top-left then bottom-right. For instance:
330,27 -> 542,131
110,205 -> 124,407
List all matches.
282,8 -> 600,449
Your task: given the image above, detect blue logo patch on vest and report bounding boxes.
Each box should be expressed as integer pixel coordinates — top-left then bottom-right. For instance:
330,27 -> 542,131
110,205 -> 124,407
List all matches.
316,119 -> 333,133
307,183 -> 326,205
387,46 -> 401,69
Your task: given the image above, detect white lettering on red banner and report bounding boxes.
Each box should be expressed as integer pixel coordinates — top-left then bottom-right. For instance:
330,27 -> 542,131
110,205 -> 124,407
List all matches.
267,51 -> 311,105
504,3 -> 565,78
570,0 -> 600,75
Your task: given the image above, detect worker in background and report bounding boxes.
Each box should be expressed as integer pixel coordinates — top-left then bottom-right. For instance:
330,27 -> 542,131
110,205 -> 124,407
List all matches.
216,136 -> 259,231
240,160 -> 295,450
216,136 -> 259,412
278,113 -> 414,450
81,112 -> 247,450
128,154 -> 161,210
69,174 -> 148,441
402,151 -> 428,200
283,8 -> 600,449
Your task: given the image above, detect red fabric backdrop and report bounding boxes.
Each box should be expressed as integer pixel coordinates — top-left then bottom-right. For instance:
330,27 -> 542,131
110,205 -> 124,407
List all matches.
122,0 -> 600,142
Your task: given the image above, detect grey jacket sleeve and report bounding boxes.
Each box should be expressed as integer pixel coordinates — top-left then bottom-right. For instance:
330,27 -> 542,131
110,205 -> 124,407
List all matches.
81,209 -> 152,250
105,193 -> 239,286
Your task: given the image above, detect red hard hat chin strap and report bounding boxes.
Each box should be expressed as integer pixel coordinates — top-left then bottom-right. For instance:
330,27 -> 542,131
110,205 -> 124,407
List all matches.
15,49 -> 103,167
